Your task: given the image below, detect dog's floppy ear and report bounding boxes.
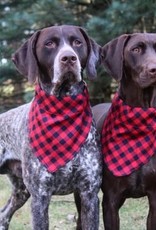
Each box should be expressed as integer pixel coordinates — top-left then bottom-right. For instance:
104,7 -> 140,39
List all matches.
12,30 -> 41,83
79,28 -> 101,80
102,34 -> 130,81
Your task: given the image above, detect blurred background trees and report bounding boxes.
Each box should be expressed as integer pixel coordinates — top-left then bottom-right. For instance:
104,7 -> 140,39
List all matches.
1,0 -> 156,112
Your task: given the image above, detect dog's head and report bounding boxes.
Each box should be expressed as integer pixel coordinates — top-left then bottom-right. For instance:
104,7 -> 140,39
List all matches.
12,25 -> 101,95
102,33 -> 156,89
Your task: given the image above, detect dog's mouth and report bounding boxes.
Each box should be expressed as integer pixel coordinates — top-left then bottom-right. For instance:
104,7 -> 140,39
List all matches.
52,72 -> 81,97
138,75 -> 156,88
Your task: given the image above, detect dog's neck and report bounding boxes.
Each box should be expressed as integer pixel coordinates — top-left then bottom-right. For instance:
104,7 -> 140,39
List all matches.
39,80 -> 84,98
119,76 -> 156,108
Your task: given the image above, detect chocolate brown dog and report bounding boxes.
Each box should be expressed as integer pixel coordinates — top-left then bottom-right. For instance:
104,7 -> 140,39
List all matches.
93,33 -> 156,230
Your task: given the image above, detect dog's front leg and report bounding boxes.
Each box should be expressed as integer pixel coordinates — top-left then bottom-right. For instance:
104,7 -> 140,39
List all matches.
102,189 -> 125,230
147,191 -> 156,230
74,191 -> 100,230
102,194 -> 119,230
22,148 -> 53,230
31,193 -> 51,230
80,191 -> 100,230
27,173 -> 52,230
74,191 -> 82,230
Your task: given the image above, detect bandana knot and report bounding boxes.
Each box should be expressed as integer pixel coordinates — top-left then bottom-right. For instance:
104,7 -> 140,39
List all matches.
28,82 -> 92,172
102,93 -> 156,176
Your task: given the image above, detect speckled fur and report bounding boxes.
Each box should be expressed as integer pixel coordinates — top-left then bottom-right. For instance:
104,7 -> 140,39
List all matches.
0,100 -> 102,230
0,25 -> 102,230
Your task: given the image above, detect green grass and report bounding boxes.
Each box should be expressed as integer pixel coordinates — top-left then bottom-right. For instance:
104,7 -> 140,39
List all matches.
0,176 -> 148,229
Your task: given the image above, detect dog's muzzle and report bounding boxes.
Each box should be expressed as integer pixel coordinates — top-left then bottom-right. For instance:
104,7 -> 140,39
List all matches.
52,45 -> 81,85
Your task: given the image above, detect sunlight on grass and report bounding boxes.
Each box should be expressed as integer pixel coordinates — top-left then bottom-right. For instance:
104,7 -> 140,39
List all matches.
120,198 -> 148,230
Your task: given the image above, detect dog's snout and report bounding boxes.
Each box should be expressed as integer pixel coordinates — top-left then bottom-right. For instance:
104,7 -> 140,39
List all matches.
60,51 -> 77,64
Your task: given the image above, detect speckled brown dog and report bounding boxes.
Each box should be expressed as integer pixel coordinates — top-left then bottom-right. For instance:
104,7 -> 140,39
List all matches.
0,25 -> 102,230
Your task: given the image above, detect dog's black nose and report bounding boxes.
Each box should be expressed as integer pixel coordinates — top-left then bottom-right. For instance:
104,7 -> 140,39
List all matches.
60,51 -> 77,64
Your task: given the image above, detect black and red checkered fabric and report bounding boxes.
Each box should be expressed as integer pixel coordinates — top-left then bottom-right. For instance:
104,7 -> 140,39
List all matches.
28,81 -> 92,172
102,93 -> 156,176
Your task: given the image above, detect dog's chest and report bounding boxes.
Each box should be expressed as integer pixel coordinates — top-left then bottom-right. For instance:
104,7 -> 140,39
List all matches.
28,83 -> 93,173
23,124 -> 101,195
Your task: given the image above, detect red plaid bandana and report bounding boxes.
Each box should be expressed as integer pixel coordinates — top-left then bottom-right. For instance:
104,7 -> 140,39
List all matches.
102,93 -> 156,176
28,82 -> 92,172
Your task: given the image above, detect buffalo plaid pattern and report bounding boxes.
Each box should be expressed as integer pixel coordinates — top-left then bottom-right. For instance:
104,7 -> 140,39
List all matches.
102,93 -> 156,176
28,81 -> 92,172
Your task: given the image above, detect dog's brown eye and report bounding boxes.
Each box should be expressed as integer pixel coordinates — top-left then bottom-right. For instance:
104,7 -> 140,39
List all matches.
45,41 -> 56,48
132,47 -> 141,53
73,40 -> 82,47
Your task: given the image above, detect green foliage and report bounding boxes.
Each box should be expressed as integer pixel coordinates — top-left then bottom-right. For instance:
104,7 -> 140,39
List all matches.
31,0 -> 76,28
87,0 -> 156,44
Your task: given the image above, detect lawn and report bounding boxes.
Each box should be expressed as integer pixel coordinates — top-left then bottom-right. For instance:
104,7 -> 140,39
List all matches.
0,176 -> 148,229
